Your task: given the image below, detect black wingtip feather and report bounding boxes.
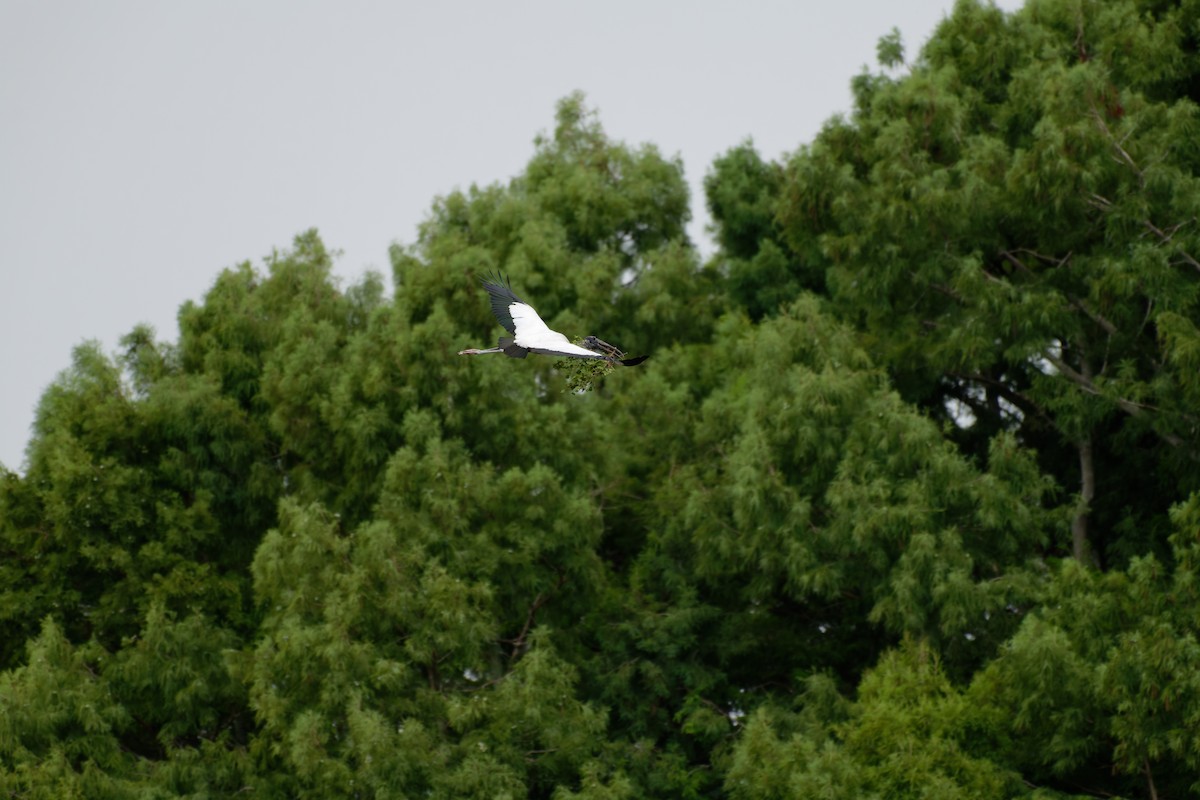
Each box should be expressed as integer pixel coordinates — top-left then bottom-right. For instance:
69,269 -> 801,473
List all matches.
619,355 -> 650,366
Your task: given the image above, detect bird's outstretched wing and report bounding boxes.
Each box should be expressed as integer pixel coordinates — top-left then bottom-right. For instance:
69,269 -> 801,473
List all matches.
479,272 -> 527,336
478,273 -> 606,359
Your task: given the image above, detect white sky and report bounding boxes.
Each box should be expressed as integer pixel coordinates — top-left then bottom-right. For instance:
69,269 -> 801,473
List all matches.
0,0 -> 1022,472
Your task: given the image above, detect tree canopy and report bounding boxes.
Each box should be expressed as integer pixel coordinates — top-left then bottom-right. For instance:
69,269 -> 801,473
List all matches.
4,3 -> 1200,797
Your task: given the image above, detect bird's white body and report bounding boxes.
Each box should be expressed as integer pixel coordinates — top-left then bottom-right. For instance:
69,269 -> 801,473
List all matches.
507,302 -> 607,358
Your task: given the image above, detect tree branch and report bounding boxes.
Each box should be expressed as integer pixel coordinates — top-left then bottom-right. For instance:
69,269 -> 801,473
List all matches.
1071,297 -> 1117,336
1087,110 -> 1200,275
1002,248 -> 1070,270
1143,219 -> 1200,276
929,281 -> 968,304
1041,350 -> 1130,410
1071,435 -> 1099,568
1092,110 -> 1144,185
1040,349 -> 1186,449
428,649 -> 441,692
998,250 -> 1117,335
947,370 -> 1051,427
508,570 -> 569,664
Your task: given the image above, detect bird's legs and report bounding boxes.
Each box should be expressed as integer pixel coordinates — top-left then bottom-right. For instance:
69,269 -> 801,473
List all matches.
459,337 -> 529,359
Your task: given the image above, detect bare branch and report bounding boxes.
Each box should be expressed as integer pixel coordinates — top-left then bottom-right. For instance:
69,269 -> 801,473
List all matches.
1144,757 -> 1159,800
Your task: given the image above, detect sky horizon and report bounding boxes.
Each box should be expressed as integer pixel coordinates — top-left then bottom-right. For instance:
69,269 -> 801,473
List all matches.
1,0 -> 1023,472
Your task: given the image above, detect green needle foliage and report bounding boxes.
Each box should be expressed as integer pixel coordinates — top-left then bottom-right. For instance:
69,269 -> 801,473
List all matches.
554,344 -> 618,394
3,3 -> 1200,796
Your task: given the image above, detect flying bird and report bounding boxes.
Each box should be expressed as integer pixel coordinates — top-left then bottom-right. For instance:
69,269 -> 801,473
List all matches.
458,273 -> 648,366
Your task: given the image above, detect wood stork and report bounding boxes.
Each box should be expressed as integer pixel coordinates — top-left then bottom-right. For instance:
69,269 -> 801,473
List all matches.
458,273 -> 648,366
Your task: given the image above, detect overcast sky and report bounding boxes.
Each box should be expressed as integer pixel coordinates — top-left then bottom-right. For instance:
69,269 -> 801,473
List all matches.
1,0 -> 1023,471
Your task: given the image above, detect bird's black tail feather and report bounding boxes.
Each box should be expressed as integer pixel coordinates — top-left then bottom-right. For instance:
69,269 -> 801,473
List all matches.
498,336 -> 528,359
619,355 -> 649,366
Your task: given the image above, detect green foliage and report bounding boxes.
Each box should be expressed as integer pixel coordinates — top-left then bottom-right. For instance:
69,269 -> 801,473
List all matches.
725,641 -> 1024,800
747,0 -> 1200,565
553,343 -> 618,394
968,495 -> 1200,796
705,143 -> 810,318
876,26 -> 906,69
0,620 -> 132,793
245,479 -> 607,797
5,7 -> 1200,794
635,297 -> 1055,689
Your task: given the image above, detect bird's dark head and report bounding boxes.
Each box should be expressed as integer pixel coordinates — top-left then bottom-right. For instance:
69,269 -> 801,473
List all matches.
580,335 -> 623,359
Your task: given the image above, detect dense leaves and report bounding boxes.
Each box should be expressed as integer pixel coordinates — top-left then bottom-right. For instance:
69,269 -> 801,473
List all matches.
4,2 -> 1200,796
753,0 -> 1200,569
